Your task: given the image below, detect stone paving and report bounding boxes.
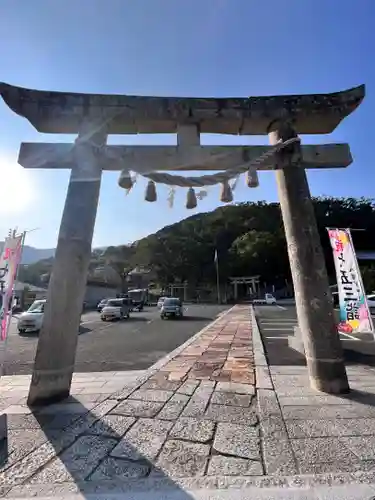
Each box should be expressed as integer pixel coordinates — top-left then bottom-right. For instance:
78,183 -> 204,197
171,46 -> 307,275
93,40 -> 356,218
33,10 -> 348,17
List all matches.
0,306 -> 264,497
4,305 -> 375,498
268,364 -> 375,475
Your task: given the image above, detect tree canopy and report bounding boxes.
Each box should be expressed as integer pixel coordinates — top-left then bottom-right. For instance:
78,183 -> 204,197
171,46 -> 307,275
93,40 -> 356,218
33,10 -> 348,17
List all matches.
18,197 -> 375,291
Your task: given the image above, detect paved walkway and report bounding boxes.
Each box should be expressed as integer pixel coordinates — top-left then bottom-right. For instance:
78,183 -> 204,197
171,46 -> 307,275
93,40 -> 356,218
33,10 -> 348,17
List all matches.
0,306 -> 262,497
0,371 -> 146,412
3,306 -> 375,499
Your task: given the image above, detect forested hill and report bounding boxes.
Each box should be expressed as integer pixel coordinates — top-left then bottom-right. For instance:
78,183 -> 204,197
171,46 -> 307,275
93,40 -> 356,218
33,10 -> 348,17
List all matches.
18,197 -> 375,290
126,197 -> 375,288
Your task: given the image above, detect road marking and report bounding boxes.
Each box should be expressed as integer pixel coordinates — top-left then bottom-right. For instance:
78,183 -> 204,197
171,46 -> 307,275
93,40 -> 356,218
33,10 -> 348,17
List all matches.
276,305 -> 287,310
262,327 -> 294,331
261,321 -> 297,325
339,332 -> 361,341
266,336 -> 289,339
94,323 -> 117,333
261,318 -> 298,321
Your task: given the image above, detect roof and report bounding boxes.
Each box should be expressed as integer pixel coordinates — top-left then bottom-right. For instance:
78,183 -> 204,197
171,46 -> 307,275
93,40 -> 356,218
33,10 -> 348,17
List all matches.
0,82 -> 365,135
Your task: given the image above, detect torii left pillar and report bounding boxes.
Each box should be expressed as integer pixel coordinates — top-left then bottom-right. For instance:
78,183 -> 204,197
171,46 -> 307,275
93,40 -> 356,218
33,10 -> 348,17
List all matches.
27,122 -> 107,406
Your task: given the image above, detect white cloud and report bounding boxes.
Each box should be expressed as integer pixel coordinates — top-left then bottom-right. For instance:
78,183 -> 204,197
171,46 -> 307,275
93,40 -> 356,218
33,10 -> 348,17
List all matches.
0,154 -> 36,215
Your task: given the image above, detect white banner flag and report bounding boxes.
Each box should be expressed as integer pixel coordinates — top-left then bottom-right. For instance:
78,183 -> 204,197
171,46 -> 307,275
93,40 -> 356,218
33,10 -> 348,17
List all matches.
0,234 -> 24,341
327,228 -> 373,335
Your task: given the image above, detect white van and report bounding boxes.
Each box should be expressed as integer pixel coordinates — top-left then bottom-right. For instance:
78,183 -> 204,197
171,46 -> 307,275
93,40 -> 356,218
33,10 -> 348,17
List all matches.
101,298 -> 131,321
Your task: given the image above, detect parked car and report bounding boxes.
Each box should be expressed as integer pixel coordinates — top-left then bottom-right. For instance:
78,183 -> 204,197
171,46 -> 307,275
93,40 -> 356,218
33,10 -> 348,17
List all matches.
100,298 -> 131,321
17,299 -> 46,334
97,299 -> 109,312
157,297 -> 167,309
367,294 -> 375,312
160,297 -> 183,319
253,293 -> 277,305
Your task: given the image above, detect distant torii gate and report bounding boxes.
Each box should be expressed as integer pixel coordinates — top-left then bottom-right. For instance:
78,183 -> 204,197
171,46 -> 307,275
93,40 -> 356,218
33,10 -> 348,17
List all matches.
0,82 -> 364,405
229,276 -> 260,300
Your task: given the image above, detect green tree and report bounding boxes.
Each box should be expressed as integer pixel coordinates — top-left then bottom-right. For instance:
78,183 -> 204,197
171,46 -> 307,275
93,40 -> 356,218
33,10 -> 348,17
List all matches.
229,230 -> 290,284
16,197 -> 375,292
103,245 -> 136,291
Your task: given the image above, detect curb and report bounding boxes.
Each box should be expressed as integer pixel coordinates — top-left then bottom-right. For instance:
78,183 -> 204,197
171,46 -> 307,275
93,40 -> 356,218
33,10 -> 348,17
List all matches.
6,471 -> 375,498
250,306 -> 273,390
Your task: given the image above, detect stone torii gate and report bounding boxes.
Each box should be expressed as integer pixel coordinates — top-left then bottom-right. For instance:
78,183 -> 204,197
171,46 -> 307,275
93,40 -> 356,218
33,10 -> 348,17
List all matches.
0,82 -> 364,405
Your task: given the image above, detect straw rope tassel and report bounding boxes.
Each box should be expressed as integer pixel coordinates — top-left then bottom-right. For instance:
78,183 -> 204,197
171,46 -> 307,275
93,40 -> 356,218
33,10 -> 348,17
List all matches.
220,180 -> 233,203
118,168 -> 133,190
246,168 -> 259,188
186,187 -> 197,209
145,180 -> 157,202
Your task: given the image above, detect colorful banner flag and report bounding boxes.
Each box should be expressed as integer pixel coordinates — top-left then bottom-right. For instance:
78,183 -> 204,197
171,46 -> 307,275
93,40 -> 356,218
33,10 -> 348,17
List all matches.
0,233 -> 24,341
327,228 -> 373,335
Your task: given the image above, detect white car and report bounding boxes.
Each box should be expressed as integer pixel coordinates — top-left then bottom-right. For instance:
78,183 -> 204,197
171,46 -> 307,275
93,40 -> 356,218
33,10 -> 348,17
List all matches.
17,299 -> 46,334
157,297 -> 167,309
101,298 -> 131,321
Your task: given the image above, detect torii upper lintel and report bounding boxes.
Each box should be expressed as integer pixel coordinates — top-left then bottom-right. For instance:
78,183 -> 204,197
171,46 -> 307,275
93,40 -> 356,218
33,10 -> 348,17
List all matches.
0,82 -> 365,136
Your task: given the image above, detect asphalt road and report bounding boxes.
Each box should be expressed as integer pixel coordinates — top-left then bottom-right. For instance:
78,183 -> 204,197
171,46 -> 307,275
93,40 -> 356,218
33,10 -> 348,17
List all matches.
255,304 -> 375,368
3,304 -> 229,375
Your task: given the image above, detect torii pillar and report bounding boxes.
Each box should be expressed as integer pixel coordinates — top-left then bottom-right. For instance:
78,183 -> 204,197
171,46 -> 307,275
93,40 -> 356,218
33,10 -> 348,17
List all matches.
0,82 -> 364,404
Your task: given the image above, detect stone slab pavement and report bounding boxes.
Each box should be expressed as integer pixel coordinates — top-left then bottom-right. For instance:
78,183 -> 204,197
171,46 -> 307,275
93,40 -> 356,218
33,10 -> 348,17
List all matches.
2,306 -> 375,499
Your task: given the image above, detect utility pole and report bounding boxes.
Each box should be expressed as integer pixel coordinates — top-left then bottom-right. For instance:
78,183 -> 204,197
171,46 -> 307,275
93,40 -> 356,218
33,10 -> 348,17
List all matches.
215,249 -> 220,304
268,120 -> 349,394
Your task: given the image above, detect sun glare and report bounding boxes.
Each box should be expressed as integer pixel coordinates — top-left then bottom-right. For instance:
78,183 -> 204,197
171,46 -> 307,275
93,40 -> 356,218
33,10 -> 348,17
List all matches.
0,155 -> 36,215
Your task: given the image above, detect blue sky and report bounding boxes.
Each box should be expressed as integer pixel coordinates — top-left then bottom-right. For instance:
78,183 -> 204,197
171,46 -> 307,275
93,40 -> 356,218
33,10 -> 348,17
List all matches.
0,0 -> 373,248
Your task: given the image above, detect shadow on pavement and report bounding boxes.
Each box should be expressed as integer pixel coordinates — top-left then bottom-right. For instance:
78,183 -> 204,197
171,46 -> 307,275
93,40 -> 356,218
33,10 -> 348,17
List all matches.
18,324 -> 93,337
339,388 -> 375,407
262,338 -> 307,367
17,330 -> 40,338
78,325 -> 92,335
22,397 -> 195,498
126,316 -> 152,322
262,337 -> 375,369
343,348 -> 375,367
101,316 -> 150,324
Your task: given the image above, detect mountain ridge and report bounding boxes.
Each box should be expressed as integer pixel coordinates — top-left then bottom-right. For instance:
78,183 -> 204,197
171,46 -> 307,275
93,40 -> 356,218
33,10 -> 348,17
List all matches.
0,243 -> 108,264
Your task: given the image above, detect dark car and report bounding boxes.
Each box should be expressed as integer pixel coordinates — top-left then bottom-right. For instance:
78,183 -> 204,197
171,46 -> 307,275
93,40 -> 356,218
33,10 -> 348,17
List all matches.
160,297 -> 183,319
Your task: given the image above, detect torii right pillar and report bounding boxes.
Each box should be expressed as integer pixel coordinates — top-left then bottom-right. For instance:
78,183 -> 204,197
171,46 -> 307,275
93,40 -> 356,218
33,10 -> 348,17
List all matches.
269,120 -> 349,393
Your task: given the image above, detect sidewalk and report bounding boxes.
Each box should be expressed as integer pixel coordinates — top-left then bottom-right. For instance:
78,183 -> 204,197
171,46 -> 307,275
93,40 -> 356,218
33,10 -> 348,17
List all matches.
2,306 -> 375,499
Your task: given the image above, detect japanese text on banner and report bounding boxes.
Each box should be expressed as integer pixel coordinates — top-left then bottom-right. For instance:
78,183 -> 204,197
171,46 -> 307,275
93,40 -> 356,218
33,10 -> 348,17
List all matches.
327,228 -> 373,335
